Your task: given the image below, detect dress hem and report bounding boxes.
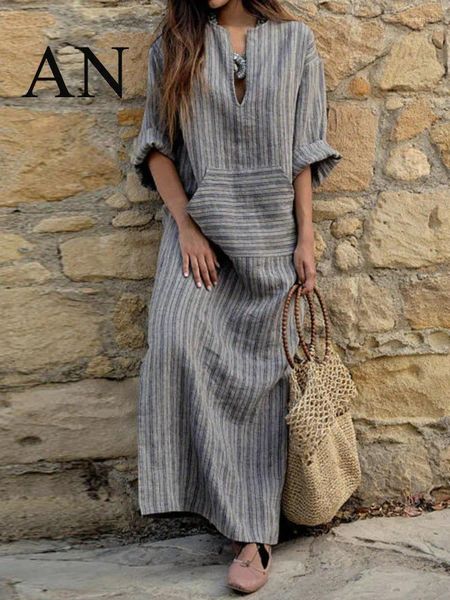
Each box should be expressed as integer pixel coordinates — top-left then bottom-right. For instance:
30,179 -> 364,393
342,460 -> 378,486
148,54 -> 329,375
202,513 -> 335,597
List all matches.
138,498 -> 281,546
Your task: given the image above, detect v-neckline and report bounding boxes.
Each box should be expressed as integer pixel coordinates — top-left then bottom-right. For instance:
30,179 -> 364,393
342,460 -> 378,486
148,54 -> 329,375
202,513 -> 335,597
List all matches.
207,15 -> 270,108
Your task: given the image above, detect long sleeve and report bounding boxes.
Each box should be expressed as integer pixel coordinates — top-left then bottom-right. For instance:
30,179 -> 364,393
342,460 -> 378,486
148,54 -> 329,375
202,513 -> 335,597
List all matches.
292,29 -> 342,188
131,37 -> 177,191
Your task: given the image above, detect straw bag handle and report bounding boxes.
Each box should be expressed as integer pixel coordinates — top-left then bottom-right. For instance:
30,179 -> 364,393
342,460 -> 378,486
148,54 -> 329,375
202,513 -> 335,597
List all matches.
281,283 -> 331,368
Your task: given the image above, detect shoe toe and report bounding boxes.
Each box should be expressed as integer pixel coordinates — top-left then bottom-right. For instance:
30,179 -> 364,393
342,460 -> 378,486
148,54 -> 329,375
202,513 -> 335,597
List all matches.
227,560 -> 269,593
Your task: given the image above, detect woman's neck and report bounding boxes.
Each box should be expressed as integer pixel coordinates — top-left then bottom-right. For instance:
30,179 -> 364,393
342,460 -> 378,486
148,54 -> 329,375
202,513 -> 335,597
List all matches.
212,2 -> 258,29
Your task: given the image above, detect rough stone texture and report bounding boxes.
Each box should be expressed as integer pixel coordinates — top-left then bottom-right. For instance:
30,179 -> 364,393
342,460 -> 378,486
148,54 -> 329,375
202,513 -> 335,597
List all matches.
0,288 -> 102,374
0,0 -> 448,542
0,108 -> 121,206
401,275 -> 450,329
113,294 -> 146,348
0,233 -> 33,262
0,262 -> 52,285
0,11 -> 56,98
305,13 -> 385,89
392,97 -> 438,141
320,103 -> 378,192
60,229 -> 161,280
0,378 -> 138,465
376,32 -> 445,91
351,354 -> 450,419
112,209 -> 152,228
0,462 -> 131,542
334,240 -> 362,271
430,122 -> 450,168
33,215 -> 96,233
330,216 -> 362,238
105,191 -> 131,210
381,2 -> 444,30
363,189 -> 450,268
313,197 -> 363,221
0,511 -> 449,599
324,275 -> 396,342
384,145 -> 431,180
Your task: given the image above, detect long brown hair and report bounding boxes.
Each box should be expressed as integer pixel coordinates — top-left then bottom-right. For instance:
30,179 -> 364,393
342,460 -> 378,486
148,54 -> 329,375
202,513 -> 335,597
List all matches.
151,0 -> 300,145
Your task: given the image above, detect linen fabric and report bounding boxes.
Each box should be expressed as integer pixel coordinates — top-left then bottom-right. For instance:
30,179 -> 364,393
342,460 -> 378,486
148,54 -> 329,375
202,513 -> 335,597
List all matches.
131,17 -> 341,544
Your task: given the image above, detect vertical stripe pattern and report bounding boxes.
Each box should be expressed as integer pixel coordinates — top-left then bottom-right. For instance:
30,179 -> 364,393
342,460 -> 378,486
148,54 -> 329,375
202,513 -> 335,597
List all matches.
132,17 -> 341,545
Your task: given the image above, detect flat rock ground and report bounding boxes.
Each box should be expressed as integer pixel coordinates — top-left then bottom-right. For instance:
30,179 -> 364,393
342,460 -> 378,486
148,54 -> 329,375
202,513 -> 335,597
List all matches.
0,510 -> 449,600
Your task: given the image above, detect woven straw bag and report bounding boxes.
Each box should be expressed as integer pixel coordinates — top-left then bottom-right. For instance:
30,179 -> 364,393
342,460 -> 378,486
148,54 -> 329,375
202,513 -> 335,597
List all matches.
280,283 -> 361,526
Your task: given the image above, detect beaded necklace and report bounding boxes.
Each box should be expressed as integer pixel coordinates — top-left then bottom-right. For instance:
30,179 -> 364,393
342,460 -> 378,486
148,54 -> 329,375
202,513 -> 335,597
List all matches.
208,11 -> 267,80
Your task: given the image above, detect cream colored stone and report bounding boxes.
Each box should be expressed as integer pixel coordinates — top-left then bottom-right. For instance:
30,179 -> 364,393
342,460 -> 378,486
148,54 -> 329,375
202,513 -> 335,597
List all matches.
385,96 -> 405,111
95,32 -> 150,99
304,14 -> 384,89
113,294 -> 146,349
85,355 -> 114,378
0,465 -> 129,541
60,229 -> 161,281
355,423 -> 434,502
353,1 -> 382,18
0,288 -> 102,372
33,215 -> 96,233
0,262 -> 51,285
334,240 -> 361,271
430,122 -> 450,169
126,170 -> 152,203
105,192 -> 131,210
0,108 -> 121,206
377,32 -> 445,91
0,378 -> 137,465
325,275 -> 395,340
112,209 -> 152,228
432,30 -> 445,49
363,189 -> 450,268
351,354 -> 450,419
331,216 -> 362,238
314,229 -> 327,263
0,11 -> 56,97
320,1 -> 350,14
320,103 -> 378,192
392,98 -> 438,141
401,276 -> 450,329
313,197 -> 362,221
0,233 -> 33,262
382,2 -> 443,30
385,145 -> 430,180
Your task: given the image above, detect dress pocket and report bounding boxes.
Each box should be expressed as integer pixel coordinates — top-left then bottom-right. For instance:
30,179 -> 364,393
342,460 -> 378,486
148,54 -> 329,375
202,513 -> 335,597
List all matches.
186,166 -> 297,258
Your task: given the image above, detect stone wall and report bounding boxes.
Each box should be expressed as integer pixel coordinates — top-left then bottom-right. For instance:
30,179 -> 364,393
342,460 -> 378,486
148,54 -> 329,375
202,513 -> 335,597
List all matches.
0,0 -> 448,541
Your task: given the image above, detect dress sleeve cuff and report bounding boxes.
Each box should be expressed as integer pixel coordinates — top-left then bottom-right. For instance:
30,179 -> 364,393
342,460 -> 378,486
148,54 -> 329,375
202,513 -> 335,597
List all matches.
292,139 -> 342,189
131,127 -> 176,191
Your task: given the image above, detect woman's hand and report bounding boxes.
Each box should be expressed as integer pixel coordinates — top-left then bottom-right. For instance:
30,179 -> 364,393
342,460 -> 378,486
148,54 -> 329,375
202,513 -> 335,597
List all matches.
293,235 -> 316,295
177,216 -> 220,290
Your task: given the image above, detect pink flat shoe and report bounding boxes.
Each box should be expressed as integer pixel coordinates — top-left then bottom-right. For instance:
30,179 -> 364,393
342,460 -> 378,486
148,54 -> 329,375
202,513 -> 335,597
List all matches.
227,541 -> 272,594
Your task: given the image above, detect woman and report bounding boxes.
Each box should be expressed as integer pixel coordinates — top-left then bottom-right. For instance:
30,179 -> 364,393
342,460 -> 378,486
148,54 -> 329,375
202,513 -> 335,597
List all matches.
131,0 -> 341,593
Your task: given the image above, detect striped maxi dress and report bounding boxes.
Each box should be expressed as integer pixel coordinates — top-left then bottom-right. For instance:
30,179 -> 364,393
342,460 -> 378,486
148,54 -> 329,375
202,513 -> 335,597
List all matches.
131,15 -> 342,545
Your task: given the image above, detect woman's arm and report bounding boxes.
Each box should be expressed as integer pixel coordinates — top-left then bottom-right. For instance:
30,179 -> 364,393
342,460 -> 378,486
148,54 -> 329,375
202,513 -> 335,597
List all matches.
146,148 -> 220,291
132,39 -> 220,291
293,165 -> 316,295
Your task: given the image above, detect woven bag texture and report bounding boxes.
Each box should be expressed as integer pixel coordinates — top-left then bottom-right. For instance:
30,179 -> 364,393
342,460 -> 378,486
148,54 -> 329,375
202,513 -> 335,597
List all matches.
281,284 -> 362,526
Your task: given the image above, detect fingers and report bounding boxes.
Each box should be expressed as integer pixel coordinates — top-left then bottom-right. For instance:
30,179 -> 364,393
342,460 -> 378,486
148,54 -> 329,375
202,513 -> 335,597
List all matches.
198,255 -> 213,290
190,255 -> 202,288
206,254 -> 219,287
299,263 -> 316,295
184,251 -> 220,290
182,252 -> 190,278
